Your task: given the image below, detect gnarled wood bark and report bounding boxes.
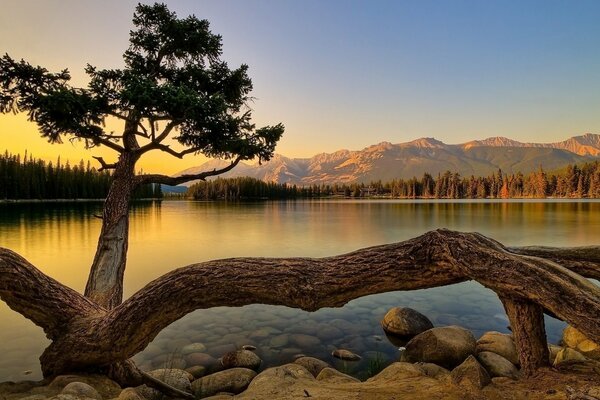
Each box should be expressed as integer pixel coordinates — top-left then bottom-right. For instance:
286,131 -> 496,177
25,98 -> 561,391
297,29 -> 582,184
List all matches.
1,229 -> 599,381
85,151 -> 139,309
500,296 -> 550,376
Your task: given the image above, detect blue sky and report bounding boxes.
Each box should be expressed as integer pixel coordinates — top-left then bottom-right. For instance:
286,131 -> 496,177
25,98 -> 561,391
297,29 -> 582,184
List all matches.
1,0 -> 599,172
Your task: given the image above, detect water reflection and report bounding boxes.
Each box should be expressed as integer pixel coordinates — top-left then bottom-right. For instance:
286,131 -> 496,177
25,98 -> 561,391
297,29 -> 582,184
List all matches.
0,199 -> 598,381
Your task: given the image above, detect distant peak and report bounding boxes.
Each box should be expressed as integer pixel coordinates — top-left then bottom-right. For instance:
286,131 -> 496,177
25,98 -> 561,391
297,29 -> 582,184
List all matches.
404,137 -> 445,148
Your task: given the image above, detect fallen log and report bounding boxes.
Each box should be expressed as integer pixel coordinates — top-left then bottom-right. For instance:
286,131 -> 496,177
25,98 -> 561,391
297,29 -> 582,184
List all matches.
0,229 -> 599,381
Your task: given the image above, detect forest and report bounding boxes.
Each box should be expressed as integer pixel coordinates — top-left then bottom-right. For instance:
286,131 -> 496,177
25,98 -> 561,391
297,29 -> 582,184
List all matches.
0,151 -> 162,200
187,161 -> 600,200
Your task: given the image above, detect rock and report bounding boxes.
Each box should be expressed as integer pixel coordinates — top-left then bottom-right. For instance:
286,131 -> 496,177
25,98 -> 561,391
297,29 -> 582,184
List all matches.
562,325 -> 600,360
289,334 -> 321,348
137,369 -> 192,400
60,383 -> 101,400
548,344 -> 562,364
192,368 -> 257,398
221,350 -> 262,370
49,375 -> 122,399
554,347 -> 587,366
185,352 -> 217,368
414,362 -> 450,379
181,342 -> 207,355
269,334 -> 289,348
476,351 -> 520,379
117,388 -> 146,400
186,365 -> 207,379
207,344 -> 238,358
476,331 -> 519,365
294,357 -> 330,377
450,355 -> 491,389
241,345 -> 256,351
332,349 -> 361,361
380,307 -> 434,337
316,368 -> 360,383
367,362 -> 425,381
403,325 -> 476,369
315,326 -> 344,341
245,364 -> 314,393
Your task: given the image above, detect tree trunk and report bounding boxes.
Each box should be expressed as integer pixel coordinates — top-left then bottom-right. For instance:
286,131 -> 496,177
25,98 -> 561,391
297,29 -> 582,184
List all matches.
500,296 -> 550,375
84,152 -> 138,309
1,229 -> 599,381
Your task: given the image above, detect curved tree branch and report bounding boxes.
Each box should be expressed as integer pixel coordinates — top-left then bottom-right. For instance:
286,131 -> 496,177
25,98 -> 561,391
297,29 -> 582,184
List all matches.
92,156 -> 117,171
1,229 -> 600,377
137,156 -> 242,185
0,249 -> 103,340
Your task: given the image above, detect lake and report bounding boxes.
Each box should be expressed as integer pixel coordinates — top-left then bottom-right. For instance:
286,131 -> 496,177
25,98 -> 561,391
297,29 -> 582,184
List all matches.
0,199 -> 598,381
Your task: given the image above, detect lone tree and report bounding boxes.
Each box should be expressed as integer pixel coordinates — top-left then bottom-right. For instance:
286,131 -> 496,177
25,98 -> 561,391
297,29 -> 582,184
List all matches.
2,2 -> 600,396
0,3 -> 283,310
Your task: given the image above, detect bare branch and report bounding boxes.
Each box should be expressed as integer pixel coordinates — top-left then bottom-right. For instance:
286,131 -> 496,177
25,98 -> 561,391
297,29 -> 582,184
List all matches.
93,136 -> 125,153
92,156 -> 117,171
138,143 -> 202,159
153,120 -> 179,144
137,156 -> 242,185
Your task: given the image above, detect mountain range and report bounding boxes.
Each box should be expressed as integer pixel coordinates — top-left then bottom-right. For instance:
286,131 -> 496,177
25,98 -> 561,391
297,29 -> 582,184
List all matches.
175,133 -> 600,186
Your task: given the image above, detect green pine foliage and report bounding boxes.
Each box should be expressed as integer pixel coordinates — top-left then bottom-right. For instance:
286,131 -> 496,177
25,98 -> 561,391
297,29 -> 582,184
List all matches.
0,151 -> 161,200
188,161 -> 600,200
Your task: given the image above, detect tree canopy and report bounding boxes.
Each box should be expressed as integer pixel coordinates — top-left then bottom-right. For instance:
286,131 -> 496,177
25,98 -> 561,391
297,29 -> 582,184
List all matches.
0,3 -> 284,183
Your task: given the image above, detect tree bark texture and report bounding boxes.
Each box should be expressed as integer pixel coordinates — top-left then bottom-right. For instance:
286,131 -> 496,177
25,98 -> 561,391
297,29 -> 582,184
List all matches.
0,229 -> 599,380
85,152 -> 139,309
500,296 -> 550,375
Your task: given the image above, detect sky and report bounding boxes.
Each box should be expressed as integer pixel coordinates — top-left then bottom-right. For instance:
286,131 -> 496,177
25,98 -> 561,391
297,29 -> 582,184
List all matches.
1,0 -> 600,174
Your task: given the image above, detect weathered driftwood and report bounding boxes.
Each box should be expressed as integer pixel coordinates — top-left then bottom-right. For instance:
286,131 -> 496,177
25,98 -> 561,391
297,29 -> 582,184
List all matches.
0,229 -> 599,383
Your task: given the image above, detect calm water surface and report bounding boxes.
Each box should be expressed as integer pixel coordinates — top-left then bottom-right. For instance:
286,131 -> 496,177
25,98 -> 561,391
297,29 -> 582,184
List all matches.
0,199 -> 599,381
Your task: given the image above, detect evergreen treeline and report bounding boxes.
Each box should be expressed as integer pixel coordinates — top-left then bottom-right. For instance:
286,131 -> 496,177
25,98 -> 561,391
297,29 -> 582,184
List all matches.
187,161 -> 600,200
188,176 -> 301,200
0,151 -> 162,200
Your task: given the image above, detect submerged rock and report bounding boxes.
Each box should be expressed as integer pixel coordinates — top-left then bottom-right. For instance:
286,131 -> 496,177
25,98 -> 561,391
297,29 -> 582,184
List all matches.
403,325 -> 476,369
332,349 -> 361,361
381,307 -> 433,337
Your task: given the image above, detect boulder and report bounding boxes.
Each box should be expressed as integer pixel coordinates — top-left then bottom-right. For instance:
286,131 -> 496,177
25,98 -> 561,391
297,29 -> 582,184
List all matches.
117,388 -> 146,400
316,368 -> 360,383
332,349 -> 361,361
476,351 -> 520,379
562,325 -> 600,360
186,365 -> 207,379
60,383 -> 101,400
49,375 -> 122,399
381,307 -> 433,337
548,344 -> 562,364
402,325 -> 476,369
414,362 -> 450,379
221,350 -> 262,371
294,357 -> 330,377
476,331 -> 519,365
450,355 -> 491,389
192,368 -> 257,398
366,362 -> 425,381
554,348 -> 587,366
137,369 -> 192,400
